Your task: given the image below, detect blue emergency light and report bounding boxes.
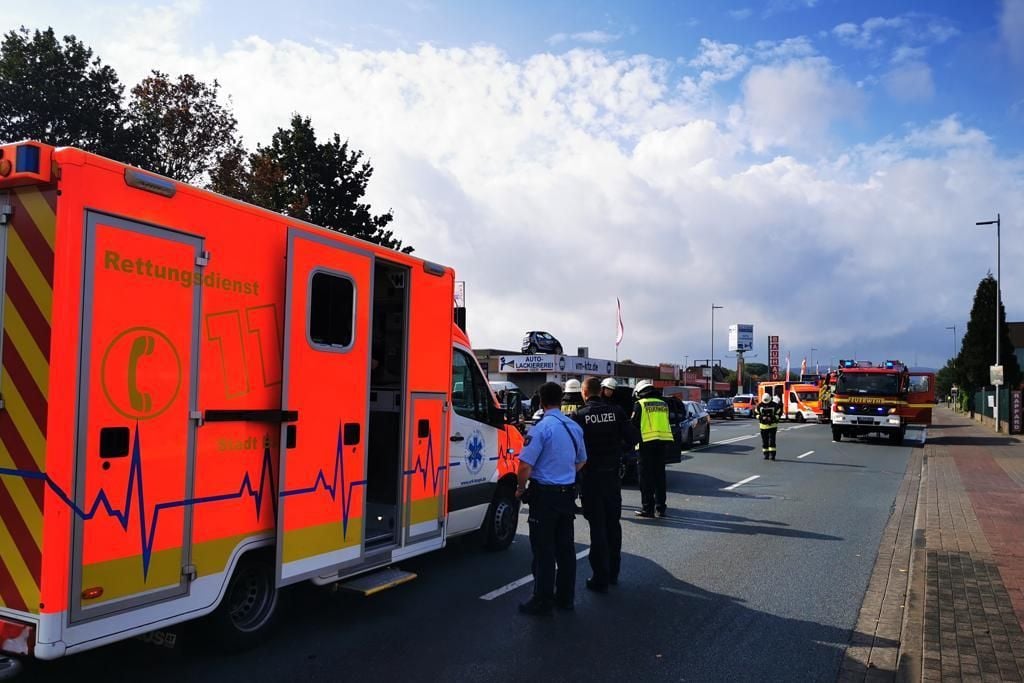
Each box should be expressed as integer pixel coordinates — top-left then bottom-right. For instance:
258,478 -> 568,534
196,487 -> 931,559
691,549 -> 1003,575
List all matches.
15,144 -> 40,174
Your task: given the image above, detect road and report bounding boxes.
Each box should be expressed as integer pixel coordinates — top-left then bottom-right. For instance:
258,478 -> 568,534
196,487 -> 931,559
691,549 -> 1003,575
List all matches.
30,418 -> 921,683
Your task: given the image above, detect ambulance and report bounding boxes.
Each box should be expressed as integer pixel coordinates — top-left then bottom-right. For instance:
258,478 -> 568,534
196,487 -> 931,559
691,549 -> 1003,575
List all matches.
756,380 -> 824,422
0,141 -> 523,664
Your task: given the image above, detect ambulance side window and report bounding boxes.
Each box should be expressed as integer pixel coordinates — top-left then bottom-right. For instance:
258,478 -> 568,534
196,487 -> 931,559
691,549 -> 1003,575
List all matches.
452,350 -> 488,422
309,272 -> 355,348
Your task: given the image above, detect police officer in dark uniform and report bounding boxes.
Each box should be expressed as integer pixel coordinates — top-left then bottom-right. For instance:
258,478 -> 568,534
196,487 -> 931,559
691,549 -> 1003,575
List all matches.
572,377 -> 638,592
516,382 -> 588,615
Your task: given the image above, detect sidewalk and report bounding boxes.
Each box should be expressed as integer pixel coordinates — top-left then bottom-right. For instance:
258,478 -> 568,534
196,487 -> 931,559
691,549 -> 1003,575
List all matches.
840,408 -> 1024,682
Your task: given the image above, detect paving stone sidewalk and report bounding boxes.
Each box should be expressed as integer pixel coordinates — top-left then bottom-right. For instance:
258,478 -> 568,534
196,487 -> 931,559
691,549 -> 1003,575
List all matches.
840,408 -> 1024,682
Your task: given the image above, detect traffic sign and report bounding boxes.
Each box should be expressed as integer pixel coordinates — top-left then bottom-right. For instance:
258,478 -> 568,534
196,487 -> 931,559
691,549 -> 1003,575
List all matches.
991,365 -> 1004,386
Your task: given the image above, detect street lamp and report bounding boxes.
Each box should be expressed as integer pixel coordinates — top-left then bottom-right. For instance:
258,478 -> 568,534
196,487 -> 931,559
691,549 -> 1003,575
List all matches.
977,214 -> 1001,432
809,347 -> 818,375
711,304 -> 723,398
945,325 -> 956,365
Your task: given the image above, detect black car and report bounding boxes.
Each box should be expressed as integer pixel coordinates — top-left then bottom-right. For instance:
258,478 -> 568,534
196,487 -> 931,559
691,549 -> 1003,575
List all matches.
706,397 -> 735,420
521,330 -> 563,355
613,389 -> 687,483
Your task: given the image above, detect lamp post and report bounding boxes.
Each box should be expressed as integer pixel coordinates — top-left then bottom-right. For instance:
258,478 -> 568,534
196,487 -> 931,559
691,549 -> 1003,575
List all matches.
711,304 -> 723,398
809,347 -> 817,376
945,325 -> 956,364
976,214 -> 1001,432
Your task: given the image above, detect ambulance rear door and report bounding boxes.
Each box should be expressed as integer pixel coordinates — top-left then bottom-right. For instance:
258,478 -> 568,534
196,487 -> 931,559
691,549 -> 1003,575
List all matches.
277,229 -> 373,587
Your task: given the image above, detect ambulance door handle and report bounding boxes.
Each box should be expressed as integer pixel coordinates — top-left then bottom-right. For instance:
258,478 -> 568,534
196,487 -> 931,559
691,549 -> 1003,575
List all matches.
450,433 -> 465,442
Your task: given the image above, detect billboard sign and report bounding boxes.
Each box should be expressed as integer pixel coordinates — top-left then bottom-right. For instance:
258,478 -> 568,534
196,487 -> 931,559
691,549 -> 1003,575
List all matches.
498,354 -> 615,375
768,335 -> 780,380
729,324 -> 754,352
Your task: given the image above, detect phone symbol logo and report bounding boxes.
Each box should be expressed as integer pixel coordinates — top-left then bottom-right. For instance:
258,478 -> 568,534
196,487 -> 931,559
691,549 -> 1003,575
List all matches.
101,327 -> 182,420
127,334 -> 155,413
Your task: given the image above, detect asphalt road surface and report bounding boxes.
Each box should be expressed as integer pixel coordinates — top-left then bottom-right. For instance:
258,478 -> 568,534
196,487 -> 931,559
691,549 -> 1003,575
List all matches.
30,418 -> 921,683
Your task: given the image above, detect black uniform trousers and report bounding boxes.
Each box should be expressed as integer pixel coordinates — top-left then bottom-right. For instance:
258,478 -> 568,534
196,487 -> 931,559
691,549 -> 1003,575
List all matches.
527,484 -> 577,603
580,469 -> 622,585
637,441 -> 667,513
760,427 -> 778,456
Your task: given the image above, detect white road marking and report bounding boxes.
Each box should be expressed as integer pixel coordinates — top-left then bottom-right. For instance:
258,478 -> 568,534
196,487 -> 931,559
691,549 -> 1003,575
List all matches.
722,475 -> 760,491
797,450 -> 814,459
479,548 -> 591,601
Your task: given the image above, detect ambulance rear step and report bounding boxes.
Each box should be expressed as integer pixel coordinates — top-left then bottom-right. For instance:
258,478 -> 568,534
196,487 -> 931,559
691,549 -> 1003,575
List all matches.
333,567 -> 417,596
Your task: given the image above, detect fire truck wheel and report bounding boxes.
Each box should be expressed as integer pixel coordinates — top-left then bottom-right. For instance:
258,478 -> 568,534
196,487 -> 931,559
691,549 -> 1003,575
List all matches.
483,484 -> 520,551
199,553 -> 282,651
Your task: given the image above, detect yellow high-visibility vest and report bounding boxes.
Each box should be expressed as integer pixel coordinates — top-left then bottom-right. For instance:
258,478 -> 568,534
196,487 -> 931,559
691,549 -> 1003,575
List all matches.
637,397 -> 673,443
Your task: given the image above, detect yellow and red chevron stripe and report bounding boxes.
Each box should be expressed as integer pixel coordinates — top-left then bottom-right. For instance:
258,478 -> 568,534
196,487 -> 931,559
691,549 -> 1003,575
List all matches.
0,185 -> 55,614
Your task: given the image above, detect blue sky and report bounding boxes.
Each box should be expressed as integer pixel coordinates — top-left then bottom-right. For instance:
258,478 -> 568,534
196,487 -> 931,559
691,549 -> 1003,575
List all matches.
175,0 -> 1024,152
7,1 -> 1024,369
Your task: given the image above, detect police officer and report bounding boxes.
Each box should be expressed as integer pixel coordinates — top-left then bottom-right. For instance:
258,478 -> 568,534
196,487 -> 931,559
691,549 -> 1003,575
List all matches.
756,393 -> 782,460
561,378 -> 585,415
516,382 -> 588,615
572,377 -> 638,592
631,380 -> 673,518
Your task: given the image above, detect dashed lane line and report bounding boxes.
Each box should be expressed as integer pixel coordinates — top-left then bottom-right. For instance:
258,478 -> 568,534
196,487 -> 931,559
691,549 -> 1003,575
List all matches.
797,450 -> 814,459
480,548 -> 591,601
722,475 -> 760,491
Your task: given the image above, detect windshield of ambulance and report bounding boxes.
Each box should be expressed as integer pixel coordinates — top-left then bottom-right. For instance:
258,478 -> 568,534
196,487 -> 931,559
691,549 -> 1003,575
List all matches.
836,372 -> 899,396
796,392 -> 818,402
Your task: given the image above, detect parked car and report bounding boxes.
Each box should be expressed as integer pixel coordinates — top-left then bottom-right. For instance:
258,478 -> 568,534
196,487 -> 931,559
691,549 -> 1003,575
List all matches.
679,400 -> 711,447
732,394 -> 756,418
706,397 -> 735,420
521,330 -> 563,355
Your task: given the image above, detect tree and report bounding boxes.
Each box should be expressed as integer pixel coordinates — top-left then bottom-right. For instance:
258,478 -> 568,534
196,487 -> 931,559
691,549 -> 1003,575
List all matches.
0,27 -> 129,157
745,362 -> 769,377
216,115 -> 411,253
935,360 -> 956,398
956,274 -> 1021,392
126,71 -> 241,184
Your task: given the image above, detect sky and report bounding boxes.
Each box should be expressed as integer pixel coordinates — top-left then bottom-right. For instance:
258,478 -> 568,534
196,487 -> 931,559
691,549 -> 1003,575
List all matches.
6,0 -> 1024,371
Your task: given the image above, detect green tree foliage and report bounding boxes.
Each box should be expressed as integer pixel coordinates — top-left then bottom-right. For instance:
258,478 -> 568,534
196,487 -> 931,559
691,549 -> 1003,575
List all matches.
955,274 -> 1021,392
215,115 -> 411,253
0,27 -> 129,157
935,360 -> 956,398
744,362 -> 769,377
126,71 -> 241,184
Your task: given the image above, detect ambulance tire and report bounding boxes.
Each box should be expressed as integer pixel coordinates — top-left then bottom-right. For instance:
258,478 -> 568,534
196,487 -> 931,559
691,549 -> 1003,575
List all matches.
796,413 -> 805,423
483,483 -> 520,551
199,552 -> 282,652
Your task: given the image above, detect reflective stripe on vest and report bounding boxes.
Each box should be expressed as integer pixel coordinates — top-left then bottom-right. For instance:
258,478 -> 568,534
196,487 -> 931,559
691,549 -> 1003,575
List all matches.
638,397 -> 673,442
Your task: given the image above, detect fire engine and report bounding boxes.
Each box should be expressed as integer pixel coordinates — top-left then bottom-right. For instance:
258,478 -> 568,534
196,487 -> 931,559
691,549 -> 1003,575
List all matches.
829,360 -> 935,443
0,141 -> 523,665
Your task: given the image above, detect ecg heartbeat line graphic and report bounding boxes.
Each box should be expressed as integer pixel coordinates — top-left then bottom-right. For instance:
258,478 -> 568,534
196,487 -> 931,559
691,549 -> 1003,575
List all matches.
0,427 -> 278,578
0,420 -> 448,580
402,427 -> 447,493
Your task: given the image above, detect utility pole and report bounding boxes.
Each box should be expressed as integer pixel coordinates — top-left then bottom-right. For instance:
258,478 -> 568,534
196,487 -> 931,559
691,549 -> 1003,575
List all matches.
977,214 -> 1001,432
711,304 -> 723,398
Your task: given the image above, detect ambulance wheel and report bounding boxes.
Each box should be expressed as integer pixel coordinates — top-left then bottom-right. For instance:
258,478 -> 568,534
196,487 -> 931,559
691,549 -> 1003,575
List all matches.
796,413 -> 805,423
483,484 -> 519,551
200,552 -> 282,651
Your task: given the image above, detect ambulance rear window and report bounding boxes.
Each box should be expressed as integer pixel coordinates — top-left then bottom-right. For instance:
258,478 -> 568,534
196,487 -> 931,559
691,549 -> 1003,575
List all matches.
310,272 -> 355,348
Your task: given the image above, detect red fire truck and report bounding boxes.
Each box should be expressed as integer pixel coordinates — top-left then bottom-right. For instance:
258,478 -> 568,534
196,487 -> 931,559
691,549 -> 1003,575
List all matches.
829,360 -> 935,444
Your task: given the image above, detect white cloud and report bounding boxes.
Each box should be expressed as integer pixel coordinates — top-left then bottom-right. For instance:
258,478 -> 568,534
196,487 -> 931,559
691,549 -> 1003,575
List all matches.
6,2 -> 1022,368
832,14 -> 958,51
739,57 -> 864,152
883,61 -> 934,102
547,30 -> 621,46
730,8 -> 753,20
833,16 -> 906,49
1002,0 -> 1024,66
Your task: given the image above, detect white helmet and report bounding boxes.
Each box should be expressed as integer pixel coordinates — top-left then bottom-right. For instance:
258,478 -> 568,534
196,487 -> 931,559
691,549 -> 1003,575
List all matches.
772,395 -> 781,404
761,393 -> 772,403
564,379 -> 581,393
634,379 -> 654,396
600,377 -> 618,390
